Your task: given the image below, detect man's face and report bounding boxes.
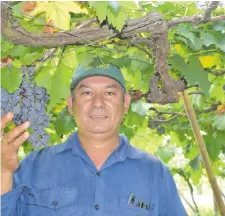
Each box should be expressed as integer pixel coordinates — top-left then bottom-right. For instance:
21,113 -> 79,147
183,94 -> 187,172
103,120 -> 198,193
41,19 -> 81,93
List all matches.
68,76 -> 130,135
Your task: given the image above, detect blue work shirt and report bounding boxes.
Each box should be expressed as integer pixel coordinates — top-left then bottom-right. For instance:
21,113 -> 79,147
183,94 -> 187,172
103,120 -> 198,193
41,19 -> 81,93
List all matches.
1,132 -> 188,216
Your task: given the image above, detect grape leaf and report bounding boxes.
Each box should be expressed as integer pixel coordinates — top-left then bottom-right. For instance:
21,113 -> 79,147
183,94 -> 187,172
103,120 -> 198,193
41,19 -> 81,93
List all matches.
213,114 -> 225,130
131,101 -> 152,116
89,1 -> 127,31
30,2 -> 88,30
177,26 -> 195,45
55,108 -> 76,136
35,64 -> 73,109
0,65 -> 22,93
12,2 -> 24,18
20,52 -> 43,65
1,39 -> 14,53
10,45 -> 32,57
189,154 -> 201,171
157,147 -> 174,163
203,33 -> 216,47
190,164 -> 202,185
107,1 -> 120,13
124,109 -> 146,127
171,55 -> 210,94
89,2 -> 108,23
210,84 -> 225,103
205,135 -> 222,161
62,49 -> 78,69
212,20 -> 225,33
119,124 -> 135,140
76,47 -> 94,67
107,7 -> 128,31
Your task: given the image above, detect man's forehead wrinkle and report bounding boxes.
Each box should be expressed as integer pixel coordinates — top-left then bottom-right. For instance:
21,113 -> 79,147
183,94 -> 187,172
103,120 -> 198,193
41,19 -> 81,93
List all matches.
77,81 -> 119,90
105,84 -> 117,89
77,84 -> 91,89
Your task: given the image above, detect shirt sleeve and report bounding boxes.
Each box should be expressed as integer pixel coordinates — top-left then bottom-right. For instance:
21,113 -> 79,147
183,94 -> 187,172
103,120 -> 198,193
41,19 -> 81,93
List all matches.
1,151 -> 38,216
158,164 -> 188,216
1,186 -> 27,216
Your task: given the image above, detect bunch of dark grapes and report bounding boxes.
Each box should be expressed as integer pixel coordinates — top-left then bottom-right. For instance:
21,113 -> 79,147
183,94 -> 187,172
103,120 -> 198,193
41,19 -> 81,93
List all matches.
148,114 -> 165,134
1,66 -> 50,148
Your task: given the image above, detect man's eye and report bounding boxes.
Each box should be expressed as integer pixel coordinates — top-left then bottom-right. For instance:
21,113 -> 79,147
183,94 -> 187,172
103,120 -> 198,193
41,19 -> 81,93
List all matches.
82,92 -> 92,95
106,92 -> 115,96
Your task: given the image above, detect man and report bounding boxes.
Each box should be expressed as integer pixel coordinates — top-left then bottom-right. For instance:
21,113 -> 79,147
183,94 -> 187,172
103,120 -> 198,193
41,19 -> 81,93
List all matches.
1,64 -> 188,216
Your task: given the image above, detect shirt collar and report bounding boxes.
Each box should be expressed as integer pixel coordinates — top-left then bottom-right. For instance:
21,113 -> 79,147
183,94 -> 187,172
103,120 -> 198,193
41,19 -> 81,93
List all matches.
55,132 -> 142,160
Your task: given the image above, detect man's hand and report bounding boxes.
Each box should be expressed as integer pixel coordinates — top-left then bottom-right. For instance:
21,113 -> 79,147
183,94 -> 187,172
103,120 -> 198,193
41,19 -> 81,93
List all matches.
1,112 -> 30,174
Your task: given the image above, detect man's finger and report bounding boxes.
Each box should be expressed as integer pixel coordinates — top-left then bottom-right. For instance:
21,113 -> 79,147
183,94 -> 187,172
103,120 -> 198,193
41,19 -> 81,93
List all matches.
10,132 -> 29,151
1,112 -> 14,131
4,121 -> 30,144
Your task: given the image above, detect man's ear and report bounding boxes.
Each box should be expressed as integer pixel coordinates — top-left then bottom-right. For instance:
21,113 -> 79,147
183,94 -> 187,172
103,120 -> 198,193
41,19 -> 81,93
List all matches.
124,93 -> 131,114
67,94 -> 73,115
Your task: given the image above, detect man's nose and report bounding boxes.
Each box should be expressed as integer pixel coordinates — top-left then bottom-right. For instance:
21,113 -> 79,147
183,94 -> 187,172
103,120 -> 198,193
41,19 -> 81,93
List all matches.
92,93 -> 105,108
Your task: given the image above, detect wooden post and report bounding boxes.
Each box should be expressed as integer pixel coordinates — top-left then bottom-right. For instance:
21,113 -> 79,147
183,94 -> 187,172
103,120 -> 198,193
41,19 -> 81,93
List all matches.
181,90 -> 225,216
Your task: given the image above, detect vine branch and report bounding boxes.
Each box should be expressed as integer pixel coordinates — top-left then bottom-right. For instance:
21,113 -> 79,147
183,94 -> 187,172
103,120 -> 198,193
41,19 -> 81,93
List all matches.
1,1 -> 224,105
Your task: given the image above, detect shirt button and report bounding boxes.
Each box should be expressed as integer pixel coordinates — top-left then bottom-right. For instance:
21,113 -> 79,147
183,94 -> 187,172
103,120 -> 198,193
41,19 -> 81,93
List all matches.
94,204 -> 99,210
52,201 -> 58,206
96,171 -> 100,176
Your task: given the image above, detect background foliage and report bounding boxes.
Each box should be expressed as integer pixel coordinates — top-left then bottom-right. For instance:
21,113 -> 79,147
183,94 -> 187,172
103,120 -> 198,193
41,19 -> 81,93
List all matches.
1,1 -> 225,215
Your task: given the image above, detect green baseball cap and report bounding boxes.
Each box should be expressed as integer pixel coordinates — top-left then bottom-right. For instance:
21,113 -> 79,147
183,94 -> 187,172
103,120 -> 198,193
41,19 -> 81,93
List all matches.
70,64 -> 126,92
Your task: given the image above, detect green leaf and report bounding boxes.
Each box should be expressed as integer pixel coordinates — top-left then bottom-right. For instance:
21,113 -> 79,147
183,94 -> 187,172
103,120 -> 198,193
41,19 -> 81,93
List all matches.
189,154 -> 201,171
131,128 -> 161,154
205,135 -> 221,161
212,20 -> 225,33
35,64 -> 73,109
55,108 -> 76,135
210,84 -> 225,103
0,65 -> 22,93
62,49 -> 78,69
108,1 -> 120,13
210,31 -> 225,52
10,45 -> 31,57
119,124 -> 135,140
1,39 -> 14,53
157,147 -> 174,163
191,94 -> 203,109
89,2 -> 108,23
190,164 -> 202,185
20,52 -> 43,65
89,1 -> 127,31
177,26 -> 195,45
76,47 -> 93,67
213,114 -> 225,130
12,2 -> 24,18
187,37 -> 203,51
125,109 -> 147,128
171,55 -> 210,94
12,59 -> 22,68
203,33 -> 216,47
107,7 -> 128,31
131,101 -> 152,116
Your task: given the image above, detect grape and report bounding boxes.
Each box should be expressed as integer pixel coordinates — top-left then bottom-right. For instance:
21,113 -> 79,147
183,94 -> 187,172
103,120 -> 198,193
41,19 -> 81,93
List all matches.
157,127 -> 165,134
13,106 -> 21,115
0,66 -> 50,147
157,114 -> 165,120
223,84 -> 225,91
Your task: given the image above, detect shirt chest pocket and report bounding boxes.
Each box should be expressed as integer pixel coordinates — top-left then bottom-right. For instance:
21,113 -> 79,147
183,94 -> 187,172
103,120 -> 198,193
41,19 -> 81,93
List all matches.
20,187 -> 79,216
117,196 -> 153,216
